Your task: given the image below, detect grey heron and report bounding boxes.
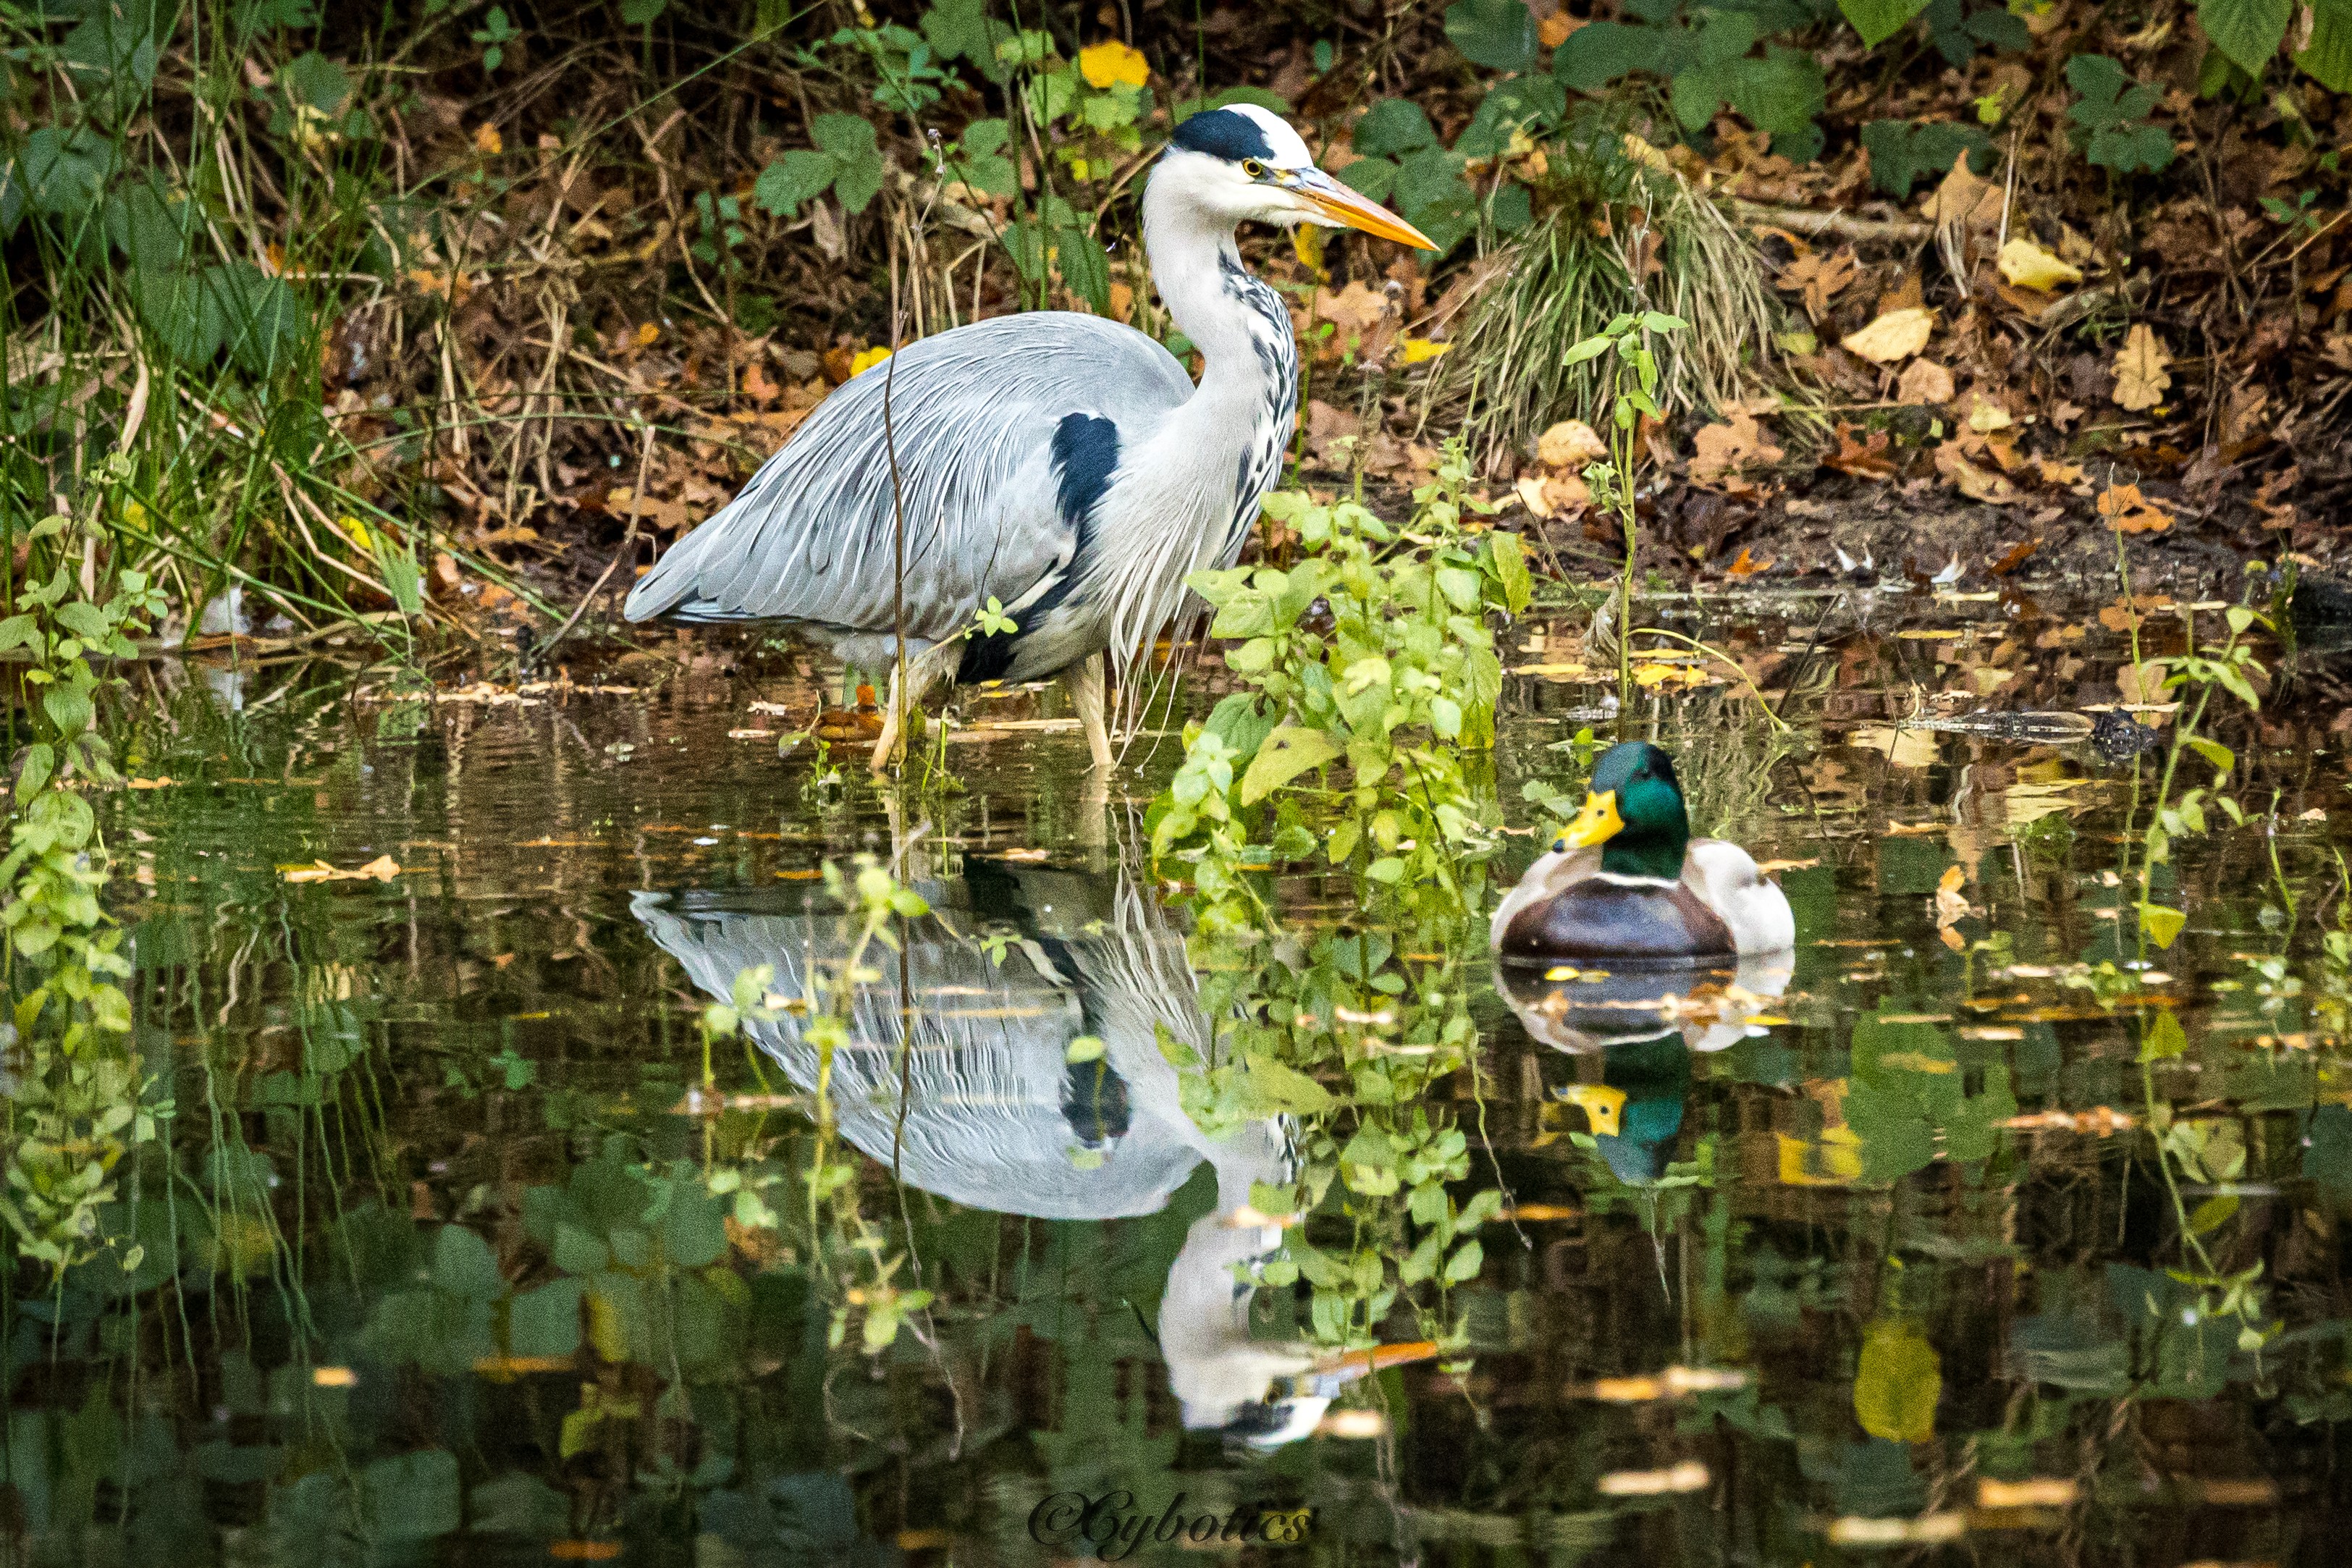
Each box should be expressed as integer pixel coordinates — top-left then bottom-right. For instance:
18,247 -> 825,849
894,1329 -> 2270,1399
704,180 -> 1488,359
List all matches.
621,105 -> 1436,770
633,861 -> 1430,1445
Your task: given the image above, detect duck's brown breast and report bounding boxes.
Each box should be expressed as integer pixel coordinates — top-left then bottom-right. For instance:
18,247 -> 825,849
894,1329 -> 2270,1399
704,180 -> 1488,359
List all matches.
1496,877 -> 1736,966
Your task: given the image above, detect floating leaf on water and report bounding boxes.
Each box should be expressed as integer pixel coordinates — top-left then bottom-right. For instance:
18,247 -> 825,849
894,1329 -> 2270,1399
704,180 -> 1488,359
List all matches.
1854,1320 -> 1942,1443
1596,1460 -> 1710,1496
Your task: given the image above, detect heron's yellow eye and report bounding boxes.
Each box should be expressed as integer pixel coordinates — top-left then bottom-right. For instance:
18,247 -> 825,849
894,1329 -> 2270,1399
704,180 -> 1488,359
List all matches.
1241,158 -> 1267,179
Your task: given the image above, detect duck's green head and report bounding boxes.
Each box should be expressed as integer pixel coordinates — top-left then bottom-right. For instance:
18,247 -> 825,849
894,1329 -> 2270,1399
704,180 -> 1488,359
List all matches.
1551,741 -> 1690,881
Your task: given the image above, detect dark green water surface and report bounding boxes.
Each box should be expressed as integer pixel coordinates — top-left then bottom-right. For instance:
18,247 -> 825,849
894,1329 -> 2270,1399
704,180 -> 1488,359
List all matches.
11,597 -> 2352,1567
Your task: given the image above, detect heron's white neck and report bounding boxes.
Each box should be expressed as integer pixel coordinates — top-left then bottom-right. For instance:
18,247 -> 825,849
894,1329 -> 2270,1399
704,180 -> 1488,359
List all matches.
1140,175 -> 1297,427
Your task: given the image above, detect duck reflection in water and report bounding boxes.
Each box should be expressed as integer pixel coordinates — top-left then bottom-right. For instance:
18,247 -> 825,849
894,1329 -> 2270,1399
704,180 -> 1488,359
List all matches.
1496,953 -> 1793,1184
633,861 -> 1428,1449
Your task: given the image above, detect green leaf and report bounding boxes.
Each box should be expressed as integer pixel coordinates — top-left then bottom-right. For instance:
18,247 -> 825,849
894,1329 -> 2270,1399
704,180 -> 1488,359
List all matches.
1837,0 -> 1933,46
279,50 -> 352,115
2199,0 -> 2291,75
19,127 -> 114,221
2138,1008 -> 2189,1061
17,743 -> 53,803
2186,736 -> 2235,777
1488,532 -> 1531,613
361,1449 -> 460,1541
1240,1052 -> 1335,1114
41,684 -> 93,739
753,150 -> 838,217
2139,901 -> 2188,948
1553,20 -> 1671,91
1861,118 -> 1994,196
507,1276 -> 583,1359
2299,0 -> 2352,89
1444,0 -> 1538,70
434,1224 -> 503,1299
1442,1236 -> 1484,1282
1239,726 -> 1343,805
1352,98 -> 1436,157
1853,1319 -> 1941,1441
1054,226 -> 1112,314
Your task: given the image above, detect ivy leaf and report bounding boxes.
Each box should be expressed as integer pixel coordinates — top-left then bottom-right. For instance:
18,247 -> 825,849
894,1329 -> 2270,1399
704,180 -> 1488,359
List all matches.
1239,726 -> 1342,804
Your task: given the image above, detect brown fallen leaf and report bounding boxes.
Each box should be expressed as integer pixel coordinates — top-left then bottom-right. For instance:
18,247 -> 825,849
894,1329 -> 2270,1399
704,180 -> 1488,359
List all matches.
1727,546 -> 1774,576
2096,481 -> 2173,534
1934,442 -> 2023,504
1537,419 -> 1609,467
2111,324 -> 2172,412
1776,245 -> 1858,321
1824,423 -> 1899,479
1895,358 -> 1955,406
1987,537 -> 2039,576
282,854 -> 402,885
1841,306 -> 1934,364
1921,151 -> 2003,232
1688,410 -> 1784,486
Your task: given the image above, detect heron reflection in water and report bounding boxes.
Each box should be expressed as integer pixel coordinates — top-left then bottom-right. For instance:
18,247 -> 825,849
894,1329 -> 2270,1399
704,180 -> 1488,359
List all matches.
633,861 -> 1428,1447
1496,956 -> 1793,1186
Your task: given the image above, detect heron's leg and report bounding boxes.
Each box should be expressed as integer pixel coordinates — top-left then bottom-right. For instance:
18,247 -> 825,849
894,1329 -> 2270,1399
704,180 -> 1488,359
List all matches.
871,662 -> 920,772
870,646 -> 953,772
1068,652 -> 1113,771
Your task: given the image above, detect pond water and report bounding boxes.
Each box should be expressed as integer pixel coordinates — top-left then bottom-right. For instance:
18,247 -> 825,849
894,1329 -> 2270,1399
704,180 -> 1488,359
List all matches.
12,591 -> 2352,1566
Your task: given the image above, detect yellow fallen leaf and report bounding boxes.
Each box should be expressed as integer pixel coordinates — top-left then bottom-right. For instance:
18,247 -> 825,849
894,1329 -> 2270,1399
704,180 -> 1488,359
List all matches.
473,122 -> 502,156
848,345 -> 892,376
1399,337 -> 1450,363
1841,307 -> 1934,364
1514,475 -> 1555,519
1934,864 -> 1969,928
1077,40 -> 1149,88
1997,237 -> 2082,291
1537,419 -> 1608,466
1966,395 -> 2012,433
281,854 -> 403,884
2112,324 -> 2172,412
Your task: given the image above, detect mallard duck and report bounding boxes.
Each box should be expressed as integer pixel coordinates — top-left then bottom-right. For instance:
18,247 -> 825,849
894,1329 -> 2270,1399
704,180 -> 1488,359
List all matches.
1491,741 -> 1794,966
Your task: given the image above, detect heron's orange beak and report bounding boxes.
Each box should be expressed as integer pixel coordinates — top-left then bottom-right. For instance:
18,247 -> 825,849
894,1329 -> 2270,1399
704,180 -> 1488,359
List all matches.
1291,169 -> 1438,250
1314,1340 -> 1441,1384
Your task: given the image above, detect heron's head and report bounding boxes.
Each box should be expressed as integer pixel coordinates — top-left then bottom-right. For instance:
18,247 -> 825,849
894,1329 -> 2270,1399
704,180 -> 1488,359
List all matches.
1158,104 -> 1435,249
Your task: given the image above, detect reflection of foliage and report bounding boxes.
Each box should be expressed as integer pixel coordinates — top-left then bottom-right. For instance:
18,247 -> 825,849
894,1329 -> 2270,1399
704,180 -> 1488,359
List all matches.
1,455 -> 167,1273
1152,456 -> 1525,1360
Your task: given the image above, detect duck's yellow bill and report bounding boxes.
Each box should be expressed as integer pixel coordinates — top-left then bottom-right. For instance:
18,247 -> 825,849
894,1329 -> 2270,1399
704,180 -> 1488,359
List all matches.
1554,789 -> 1624,850
1562,1082 -> 1628,1137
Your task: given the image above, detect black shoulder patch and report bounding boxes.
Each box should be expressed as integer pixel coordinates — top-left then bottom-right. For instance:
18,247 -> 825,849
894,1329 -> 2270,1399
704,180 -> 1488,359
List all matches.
1050,413 -> 1120,528
1168,107 -> 1276,163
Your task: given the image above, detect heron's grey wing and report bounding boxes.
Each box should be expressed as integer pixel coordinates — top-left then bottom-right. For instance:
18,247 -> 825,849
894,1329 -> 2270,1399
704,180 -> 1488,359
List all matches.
623,313 -> 1193,641
631,890 -> 1204,1220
